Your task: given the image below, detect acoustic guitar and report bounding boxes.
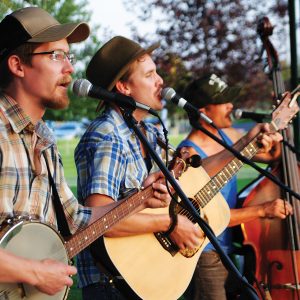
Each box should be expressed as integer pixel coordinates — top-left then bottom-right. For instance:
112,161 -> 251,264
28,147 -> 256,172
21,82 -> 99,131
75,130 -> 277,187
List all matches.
92,92 -> 299,300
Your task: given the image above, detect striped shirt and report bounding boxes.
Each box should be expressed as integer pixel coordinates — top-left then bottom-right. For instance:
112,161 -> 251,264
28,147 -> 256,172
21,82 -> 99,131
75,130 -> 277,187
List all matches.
0,93 -> 91,232
75,107 -> 163,287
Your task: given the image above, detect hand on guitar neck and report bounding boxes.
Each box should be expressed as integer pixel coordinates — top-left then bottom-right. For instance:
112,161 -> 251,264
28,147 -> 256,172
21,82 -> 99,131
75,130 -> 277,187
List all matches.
87,170 -> 173,225
245,123 -> 283,162
140,171 -> 173,209
201,123 -> 283,177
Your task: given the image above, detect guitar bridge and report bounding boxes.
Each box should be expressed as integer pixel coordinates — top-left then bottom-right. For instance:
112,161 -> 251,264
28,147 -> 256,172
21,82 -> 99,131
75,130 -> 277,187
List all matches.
154,232 -> 179,256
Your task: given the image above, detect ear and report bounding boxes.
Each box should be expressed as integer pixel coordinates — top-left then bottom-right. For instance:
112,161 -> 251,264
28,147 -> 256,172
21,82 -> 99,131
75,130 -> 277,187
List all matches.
115,80 -> 131,96
7,55 -> 25,78
199,107 -> 206,114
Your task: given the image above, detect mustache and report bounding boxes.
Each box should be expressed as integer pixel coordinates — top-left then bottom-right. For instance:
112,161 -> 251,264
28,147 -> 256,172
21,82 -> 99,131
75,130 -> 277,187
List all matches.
57,76 -> 72,86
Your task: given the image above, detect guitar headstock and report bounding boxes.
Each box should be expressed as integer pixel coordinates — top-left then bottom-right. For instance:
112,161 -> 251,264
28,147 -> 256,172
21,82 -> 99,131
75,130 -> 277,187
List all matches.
168,147 -> 202,179
271,91 -> 300,131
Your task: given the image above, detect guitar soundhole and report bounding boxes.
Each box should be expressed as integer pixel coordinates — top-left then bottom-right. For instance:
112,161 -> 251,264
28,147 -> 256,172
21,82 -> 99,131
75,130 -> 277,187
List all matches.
176,197 -> 205,222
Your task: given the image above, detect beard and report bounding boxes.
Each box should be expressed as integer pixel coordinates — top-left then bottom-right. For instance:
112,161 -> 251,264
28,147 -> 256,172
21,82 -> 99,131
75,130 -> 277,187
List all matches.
42,76 -> 71,109
42,91 -> 70,110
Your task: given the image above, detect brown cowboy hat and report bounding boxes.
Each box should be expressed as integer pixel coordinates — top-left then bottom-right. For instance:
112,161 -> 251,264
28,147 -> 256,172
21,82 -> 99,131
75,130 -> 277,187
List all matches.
86,36 -> 159,108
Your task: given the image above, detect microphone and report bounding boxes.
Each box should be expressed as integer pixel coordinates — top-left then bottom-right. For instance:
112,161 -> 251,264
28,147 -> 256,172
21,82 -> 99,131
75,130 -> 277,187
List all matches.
73,79 -> 158,116
233,109 -> 270,122
161,87 -> 214,125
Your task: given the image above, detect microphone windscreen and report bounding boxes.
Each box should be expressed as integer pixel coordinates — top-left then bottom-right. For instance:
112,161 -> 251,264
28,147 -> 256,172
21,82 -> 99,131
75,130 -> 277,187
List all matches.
161,87 -> 176,101
73,79 -> 91,97
233,109 -> 243,119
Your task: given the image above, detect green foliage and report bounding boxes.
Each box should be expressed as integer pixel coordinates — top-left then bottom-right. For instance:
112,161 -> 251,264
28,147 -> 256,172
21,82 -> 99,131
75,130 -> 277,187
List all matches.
0,0 -> 102,121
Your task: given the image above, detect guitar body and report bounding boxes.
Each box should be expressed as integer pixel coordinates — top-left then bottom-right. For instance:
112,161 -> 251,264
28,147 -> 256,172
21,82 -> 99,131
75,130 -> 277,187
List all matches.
95,166 -> 230,300
0,220 -> 69,300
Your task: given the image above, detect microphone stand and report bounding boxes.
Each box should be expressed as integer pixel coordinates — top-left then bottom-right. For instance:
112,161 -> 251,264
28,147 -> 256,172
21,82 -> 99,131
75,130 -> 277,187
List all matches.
121,107 -> 259,300
188,111 -> 300,201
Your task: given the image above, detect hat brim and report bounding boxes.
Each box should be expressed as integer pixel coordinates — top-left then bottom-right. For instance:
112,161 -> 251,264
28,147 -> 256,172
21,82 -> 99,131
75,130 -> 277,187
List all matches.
213,86 -> 241,104
28,22 -> 90,43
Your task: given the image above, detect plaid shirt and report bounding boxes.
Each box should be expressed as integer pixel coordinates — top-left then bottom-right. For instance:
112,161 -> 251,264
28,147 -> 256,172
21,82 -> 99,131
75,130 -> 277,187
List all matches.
0,93 -> 91,233
75,108 -> 163,288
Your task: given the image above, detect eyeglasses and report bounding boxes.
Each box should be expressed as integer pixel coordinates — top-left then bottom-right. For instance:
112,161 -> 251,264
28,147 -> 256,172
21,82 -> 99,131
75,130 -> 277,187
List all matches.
29,50 -> 76,65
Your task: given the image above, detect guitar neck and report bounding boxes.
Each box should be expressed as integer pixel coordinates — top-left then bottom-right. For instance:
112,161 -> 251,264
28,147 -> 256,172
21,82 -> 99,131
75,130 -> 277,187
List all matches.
194,137 -> 262,208
65,186 -> 154,258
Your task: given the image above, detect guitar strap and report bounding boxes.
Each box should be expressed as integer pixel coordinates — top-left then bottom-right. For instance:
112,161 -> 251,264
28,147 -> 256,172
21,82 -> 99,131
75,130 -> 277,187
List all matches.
44,153 -> 71,238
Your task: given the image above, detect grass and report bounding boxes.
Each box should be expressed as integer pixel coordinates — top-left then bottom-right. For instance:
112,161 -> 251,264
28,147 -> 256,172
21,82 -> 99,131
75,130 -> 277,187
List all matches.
57,135 -> 262,300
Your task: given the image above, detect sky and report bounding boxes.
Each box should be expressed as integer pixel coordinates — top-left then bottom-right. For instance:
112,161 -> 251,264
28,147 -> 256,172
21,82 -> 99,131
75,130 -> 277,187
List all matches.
87,0 -> 155,40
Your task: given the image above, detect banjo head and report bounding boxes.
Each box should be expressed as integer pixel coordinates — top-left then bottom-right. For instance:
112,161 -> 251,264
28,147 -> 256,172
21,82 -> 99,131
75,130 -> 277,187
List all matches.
0,220 -> 69,300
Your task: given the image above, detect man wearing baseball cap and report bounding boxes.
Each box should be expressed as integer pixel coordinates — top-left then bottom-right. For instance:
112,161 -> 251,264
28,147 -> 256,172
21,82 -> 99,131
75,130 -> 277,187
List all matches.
179,74 -> 292,300
0,6 -> 90,293
0,8 -> 167,296
75,36 -> 203,299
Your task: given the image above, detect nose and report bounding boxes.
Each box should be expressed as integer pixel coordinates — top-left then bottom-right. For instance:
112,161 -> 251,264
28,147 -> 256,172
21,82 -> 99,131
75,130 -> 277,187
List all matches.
63,59 -> 74,74
227,102 -> 234,110
156,73 -> 163,87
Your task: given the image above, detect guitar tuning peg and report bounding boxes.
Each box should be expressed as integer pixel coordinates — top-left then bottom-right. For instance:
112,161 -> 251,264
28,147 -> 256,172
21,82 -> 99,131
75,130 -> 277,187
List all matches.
272,105 -> 276,109
276,99 -> 281,105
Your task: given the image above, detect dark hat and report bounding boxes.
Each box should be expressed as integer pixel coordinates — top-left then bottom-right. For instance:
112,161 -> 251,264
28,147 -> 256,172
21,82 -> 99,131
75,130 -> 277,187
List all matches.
86,36 -> 159,91
0,6 -> 90,62
184,74 -> 241,108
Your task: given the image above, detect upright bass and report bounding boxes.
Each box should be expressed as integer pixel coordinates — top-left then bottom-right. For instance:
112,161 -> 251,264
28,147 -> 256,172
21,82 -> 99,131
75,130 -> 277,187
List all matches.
242,17 -> 300,300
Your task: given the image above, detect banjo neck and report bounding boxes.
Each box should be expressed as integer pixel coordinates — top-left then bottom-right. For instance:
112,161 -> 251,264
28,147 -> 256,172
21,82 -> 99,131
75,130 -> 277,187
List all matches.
65,186 -> 154,258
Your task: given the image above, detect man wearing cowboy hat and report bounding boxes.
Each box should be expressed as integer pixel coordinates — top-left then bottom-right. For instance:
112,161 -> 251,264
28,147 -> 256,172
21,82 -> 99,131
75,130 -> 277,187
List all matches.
0,9 -> 168,295
75,36 -> 203,299
178,74 -> 292,300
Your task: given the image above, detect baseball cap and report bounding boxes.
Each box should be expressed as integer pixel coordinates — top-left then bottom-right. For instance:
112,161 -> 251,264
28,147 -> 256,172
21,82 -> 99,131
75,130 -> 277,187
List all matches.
184,74 -> 241,108
0,6 -> 90,62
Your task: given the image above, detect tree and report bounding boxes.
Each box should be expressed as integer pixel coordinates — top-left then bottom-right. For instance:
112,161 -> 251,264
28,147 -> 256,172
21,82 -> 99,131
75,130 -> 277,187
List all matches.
124,0 -> 289,111
0,0 -> 102,121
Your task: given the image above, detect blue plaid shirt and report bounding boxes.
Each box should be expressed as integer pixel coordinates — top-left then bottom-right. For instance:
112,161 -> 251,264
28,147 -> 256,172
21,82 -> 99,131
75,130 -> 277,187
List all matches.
75,108 -> 163,288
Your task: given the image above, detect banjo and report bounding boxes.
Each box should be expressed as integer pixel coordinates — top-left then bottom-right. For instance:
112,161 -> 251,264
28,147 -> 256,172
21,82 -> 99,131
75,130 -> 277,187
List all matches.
0,187 -> 154,300
0,149 -> 190,300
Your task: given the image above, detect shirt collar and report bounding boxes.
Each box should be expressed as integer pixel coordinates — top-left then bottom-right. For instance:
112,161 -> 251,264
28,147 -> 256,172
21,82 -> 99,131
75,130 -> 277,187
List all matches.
0,93 -> 32,133
107,107 -> 159,139
0,92 -> 55,145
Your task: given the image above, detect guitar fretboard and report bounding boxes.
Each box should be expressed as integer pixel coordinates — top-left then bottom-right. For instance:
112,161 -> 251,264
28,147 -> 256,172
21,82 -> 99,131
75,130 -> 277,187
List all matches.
194,140 -> 260,208
66,186 -> 154,258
